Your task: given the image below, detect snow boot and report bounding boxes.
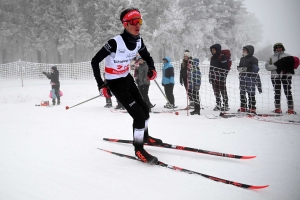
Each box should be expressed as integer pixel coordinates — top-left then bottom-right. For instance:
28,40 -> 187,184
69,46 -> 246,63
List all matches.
287,109 -> 297,115
213,105 -> 221,111
273,108 -> 282,114
146,136 -> 163,146
237,107 -> 247,112
190,110 -> 200,115
135,147 -> 158,165
52,99 -> 56,106
221,105 -> 230,111
104,103 -> 112,108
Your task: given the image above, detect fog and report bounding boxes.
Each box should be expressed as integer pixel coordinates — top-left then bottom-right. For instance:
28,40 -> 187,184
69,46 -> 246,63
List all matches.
244,0 -> 300,56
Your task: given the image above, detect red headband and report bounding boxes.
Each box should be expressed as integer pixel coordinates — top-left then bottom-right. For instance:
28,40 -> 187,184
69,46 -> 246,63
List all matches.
122,10 -> 141,27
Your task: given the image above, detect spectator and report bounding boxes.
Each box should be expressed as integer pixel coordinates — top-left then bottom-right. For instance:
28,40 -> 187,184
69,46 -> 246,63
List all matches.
265,43 -> 296,114
188,58 -> 201,115
42,66 -> 61,106
136,57 -> 154,111
209,44 -> 229,111
162,56 -> 175,109
237,45 -> 260,114
180,50 -> 194,108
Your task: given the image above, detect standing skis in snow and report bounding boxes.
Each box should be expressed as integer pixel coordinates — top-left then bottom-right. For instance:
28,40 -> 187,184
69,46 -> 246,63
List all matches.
91,8 -> 162,164
42,66 -> 61,106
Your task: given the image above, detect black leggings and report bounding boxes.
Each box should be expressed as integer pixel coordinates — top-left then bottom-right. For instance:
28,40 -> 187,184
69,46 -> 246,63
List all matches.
107,74 -> 149,130
164,84 -> 174,105
271,76 -> 293,109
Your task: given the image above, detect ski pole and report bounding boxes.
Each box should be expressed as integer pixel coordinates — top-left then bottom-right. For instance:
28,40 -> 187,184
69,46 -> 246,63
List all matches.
66,95 -> 100,110
153,79 -> 174,111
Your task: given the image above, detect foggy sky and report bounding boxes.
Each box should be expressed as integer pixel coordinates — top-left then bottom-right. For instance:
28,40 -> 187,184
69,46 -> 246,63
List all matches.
243,0 -> 300,56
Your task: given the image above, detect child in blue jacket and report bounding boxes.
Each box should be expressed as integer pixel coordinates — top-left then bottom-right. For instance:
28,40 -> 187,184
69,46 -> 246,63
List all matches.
162,56 -> 175,109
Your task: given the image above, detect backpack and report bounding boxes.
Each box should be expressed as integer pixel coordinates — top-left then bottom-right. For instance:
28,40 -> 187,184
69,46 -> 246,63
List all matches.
218,49 -> 232,70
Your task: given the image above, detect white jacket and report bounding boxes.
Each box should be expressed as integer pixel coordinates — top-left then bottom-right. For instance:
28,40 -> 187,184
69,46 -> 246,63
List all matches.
265,52 -> 291,78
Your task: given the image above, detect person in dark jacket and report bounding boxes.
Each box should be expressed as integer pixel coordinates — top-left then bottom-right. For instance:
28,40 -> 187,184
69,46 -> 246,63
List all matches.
179,50 -> 193,108
136,57 -> 154,111
209,44 -> 229,111
42,66 -> 60,106
188,58 -> 201,115
265,43 -> 297,114
237,45 -> 261,114
162,56 -> 175,109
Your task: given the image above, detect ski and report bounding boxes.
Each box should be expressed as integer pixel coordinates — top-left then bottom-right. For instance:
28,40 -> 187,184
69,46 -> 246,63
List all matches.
110,109 -> 171,114
99,148 -> 268,190
110,109 -> 127,113
103,138 -> 256,159
162,108 -> 188,113
220,112 -> 283,117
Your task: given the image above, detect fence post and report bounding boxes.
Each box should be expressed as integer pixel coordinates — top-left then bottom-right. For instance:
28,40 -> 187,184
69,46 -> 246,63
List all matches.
19,59 -> 23,87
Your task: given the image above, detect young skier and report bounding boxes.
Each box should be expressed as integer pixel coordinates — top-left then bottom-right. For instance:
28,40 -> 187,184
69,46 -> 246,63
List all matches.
209,44 -> 229,111
162,56 -> 175,109
91,8 -> 162,164
42,66 -> 60,106
237,45 -> 260,114
188,58 -> 201,115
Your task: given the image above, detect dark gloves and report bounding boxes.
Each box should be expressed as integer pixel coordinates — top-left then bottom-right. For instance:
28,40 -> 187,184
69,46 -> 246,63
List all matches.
147,69 -> 157,80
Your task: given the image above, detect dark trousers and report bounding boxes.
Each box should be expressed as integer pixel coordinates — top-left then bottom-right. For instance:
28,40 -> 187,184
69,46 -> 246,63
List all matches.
164,84 -> 175,105
138,84 -> 151,108
188,89 -> 200,111
52,83 -> 60,102
240,92 -> 256,109
212,79 -> 228,106
271,76 -> 293,109
183,78 -> 192,101
107,74 -> 149,131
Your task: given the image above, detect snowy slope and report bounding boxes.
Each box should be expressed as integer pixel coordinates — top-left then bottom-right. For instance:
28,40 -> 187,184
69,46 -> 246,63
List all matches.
0,80 -> 300,200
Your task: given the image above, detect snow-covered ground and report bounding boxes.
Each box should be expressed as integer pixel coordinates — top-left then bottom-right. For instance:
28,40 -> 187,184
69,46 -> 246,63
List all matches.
0,79 -> 300,200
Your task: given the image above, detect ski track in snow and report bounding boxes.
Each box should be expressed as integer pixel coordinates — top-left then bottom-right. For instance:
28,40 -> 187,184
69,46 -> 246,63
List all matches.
0,80 -> 300,200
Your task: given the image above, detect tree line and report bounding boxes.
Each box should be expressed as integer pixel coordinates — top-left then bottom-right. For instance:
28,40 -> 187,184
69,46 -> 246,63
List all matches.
0,0 -> 263,64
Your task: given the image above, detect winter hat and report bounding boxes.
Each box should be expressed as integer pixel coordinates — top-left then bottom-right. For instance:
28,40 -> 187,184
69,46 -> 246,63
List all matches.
184,51 -> 190,57
294,56 -> 299,69
51,66 -> 57,70
273,43 -> 285,51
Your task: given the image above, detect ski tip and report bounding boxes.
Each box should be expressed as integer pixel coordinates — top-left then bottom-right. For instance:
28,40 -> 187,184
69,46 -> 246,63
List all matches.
241,155 -> 256,159
103,138 -> 119,142
248,185 -> 269,190
98,148 -> 111,153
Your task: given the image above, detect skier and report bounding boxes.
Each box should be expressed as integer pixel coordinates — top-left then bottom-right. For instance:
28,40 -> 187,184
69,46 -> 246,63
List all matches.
162,56 -> 175,109
188,58 -> 201,115
265,43 -> 296,114
136,56 -> 154,111
91,8 -> 162,164
42,66 -> 60,106
209,44 -> 229,111
237,45 -> 260,114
